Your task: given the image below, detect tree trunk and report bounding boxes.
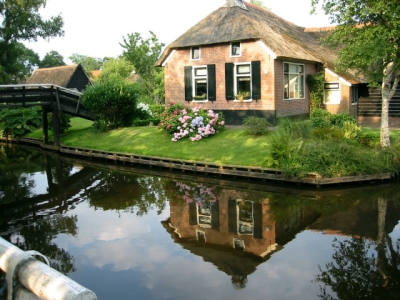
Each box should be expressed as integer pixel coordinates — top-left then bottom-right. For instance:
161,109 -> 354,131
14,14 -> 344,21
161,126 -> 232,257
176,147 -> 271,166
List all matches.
380,62 -> 400,147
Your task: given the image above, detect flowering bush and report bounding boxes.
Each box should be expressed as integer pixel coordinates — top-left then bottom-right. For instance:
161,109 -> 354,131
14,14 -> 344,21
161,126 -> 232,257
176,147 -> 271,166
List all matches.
158,103 -> 225,141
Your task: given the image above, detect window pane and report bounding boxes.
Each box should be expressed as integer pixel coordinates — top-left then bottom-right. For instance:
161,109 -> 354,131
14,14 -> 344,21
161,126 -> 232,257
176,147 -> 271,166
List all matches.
284,63 -> 288,73
192,47 -> 200,59
195,68 -> 207,76
237,64 -> 250,74
289,64 -> 298,73
284,74 -> 289,99
298,74 -> 304,98
237,76 -> 251,99
232,42 -> 241,56
195,79 -> 207,96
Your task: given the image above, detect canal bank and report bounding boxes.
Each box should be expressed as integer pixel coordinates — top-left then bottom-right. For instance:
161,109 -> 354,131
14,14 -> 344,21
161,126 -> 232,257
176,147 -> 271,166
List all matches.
0,136 -> 393,187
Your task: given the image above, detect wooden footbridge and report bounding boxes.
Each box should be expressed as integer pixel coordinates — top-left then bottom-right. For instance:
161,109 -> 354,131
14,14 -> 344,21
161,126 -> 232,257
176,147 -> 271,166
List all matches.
0,84 -> 93,145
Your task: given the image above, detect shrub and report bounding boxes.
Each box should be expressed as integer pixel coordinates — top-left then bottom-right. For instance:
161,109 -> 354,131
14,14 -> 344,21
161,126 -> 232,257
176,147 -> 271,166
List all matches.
81,77 -> 139,132
310,108 -> 333,128
0,107 -> 41,137
242,116 -> 270,135
47,112 -> 71,134
312,127 -> 345,140
158,103 -> 225,141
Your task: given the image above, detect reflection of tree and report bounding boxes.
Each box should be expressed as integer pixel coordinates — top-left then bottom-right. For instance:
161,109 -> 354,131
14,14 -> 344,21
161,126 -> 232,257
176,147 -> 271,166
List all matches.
0,145 -> 45,204
87,172 -> 167,215
10,214 -> 78,275
314,197 -> 400,300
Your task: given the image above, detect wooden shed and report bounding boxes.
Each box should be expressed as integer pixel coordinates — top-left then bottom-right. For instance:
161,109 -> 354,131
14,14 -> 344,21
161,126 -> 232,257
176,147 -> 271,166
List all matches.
25,64 -> 91,92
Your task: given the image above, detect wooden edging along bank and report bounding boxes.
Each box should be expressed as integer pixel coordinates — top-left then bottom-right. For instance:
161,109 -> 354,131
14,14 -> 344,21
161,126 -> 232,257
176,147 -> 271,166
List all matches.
0,136 -> 394,186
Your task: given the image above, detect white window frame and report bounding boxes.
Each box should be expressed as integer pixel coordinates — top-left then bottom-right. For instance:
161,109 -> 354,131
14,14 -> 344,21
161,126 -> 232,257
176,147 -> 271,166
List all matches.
283,62 -> 305,100
192,66 -> 208,102
234,62 -> 252,102
351,85 -> 358,105
231,41 -> 241,57
324,82 -> 341,104
236,200 -> 254,235
191,46 -> 200,60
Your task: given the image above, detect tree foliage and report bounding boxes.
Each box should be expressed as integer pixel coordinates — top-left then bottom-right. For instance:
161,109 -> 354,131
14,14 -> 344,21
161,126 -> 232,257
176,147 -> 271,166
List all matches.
0,0 -> 64,83
312,0 -> 400,147
250,0 -> 268,9
39,50 -> 66,68
120,31 -> 165,104
98,57 -> 134,82
68,53 -> 105,73
81,76 -> 139,131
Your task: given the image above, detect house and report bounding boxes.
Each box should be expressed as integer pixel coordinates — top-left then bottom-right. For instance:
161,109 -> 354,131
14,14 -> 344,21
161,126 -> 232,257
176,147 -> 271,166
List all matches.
156,0 -> 363,125
25,64 -> 91,92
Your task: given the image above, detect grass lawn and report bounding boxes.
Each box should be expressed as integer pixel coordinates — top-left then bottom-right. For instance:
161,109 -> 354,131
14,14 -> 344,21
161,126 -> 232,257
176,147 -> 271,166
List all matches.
26,118 -> 271,167
22,117 -> 400,175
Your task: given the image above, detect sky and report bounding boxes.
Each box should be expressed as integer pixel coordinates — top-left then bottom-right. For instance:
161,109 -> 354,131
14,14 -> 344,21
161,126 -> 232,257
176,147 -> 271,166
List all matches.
25,0 -> 332,64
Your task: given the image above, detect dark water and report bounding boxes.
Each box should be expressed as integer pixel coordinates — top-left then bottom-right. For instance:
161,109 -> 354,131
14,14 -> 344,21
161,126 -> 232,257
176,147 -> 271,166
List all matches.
1,144 -> 400,300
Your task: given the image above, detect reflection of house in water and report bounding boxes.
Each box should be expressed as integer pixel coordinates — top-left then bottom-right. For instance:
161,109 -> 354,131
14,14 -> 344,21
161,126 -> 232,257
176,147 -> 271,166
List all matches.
308,198 -> 400,239
162,187 -> 319,288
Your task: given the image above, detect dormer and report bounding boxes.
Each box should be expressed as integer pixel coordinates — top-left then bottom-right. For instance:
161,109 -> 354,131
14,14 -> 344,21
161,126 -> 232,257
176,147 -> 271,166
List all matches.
225,0 -> 248,10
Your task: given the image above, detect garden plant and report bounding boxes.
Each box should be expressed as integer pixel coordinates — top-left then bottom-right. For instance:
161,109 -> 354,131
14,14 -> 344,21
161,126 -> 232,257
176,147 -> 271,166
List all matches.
158,103 -> 225,141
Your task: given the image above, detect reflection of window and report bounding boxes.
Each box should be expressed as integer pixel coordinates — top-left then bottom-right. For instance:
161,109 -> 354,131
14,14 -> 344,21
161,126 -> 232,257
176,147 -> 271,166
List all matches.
324,82 -> 340,104
197,202 -> 212,228
284,63 -> 305,99
191,46 -> 200,60
197,230 -> 206,243
231,41 -> 241,56
351,85 -> 358,104
233,238 -> 245,251
237,200 -> 253,235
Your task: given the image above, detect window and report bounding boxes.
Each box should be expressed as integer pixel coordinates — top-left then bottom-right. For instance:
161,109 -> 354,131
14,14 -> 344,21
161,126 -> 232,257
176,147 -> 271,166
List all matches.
184,65 -> 216,101
236,64 -> 251,100
193,67 -> 207,100
284,63 -> 305,99
351,85 -> 358,105
191,46 -> 200,60
324,82 -> 340,104
225,61 -> 261,101
231,41 -> 241,56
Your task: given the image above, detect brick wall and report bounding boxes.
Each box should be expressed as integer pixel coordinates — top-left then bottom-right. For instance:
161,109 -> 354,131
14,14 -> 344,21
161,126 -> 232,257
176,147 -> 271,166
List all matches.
164,41 -> 315,124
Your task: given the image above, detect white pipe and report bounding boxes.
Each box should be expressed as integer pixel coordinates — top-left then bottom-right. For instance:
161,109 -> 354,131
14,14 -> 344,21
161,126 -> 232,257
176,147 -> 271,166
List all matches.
0,237 -> 97,300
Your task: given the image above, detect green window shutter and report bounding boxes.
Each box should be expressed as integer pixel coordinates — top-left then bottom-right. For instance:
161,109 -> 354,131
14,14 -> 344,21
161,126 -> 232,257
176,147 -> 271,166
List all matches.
251,61 -> 261,100
225,63 -> 234,100
184,66 -> 193,101
207,64 -> 216,101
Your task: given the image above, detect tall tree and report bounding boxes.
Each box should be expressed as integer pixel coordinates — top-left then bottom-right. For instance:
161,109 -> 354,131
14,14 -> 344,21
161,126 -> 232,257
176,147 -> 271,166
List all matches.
68,53 -> 104,73
98,57 -> 134,82
39,50 -> 65,68
312,0 -> 400,147
120,31 -> 165,104
0,0 -> 64,83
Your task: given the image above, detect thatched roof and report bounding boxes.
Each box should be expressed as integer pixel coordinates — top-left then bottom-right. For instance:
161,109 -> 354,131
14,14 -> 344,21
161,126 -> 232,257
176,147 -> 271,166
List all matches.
26,64 -> 88,87
156,1 -> 338,73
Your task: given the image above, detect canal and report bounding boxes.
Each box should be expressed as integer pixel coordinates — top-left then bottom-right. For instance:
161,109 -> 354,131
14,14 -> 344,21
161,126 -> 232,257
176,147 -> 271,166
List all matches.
1,143 -> 400,300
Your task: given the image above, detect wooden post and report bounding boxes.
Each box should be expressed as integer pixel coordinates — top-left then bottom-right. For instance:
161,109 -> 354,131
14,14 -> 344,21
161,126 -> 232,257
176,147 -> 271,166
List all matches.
53,87 -> 61,146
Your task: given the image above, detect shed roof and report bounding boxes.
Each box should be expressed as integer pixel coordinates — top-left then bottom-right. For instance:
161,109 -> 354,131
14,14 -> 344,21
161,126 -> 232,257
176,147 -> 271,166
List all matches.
26,64 -> 89,87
